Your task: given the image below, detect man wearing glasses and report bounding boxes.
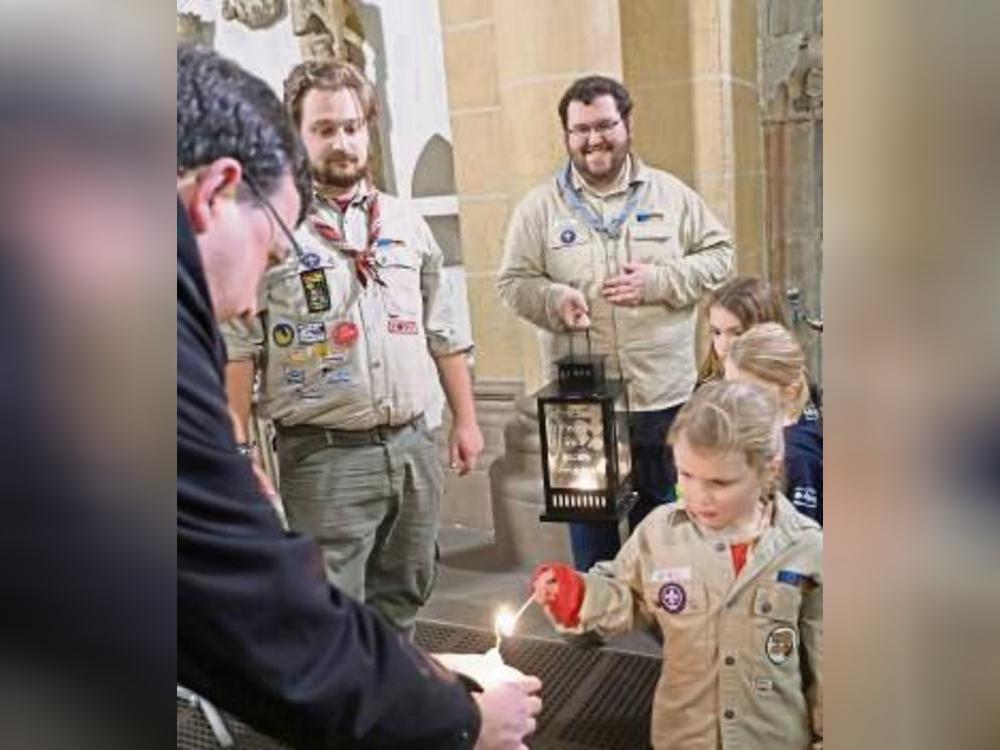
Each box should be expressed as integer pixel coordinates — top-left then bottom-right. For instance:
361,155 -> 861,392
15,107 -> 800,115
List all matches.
498,75 -> 735,571
223,60 -> 483,636
178,46 -> 539,749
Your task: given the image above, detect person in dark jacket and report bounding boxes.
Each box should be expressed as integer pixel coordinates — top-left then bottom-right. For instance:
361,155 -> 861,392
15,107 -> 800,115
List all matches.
176,45 -> 540,749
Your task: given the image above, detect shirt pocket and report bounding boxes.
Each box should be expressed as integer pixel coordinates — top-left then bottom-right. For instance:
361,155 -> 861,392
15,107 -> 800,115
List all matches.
645,580 -> 710,679
751,584 -> 803,673
628,218 -> 681,262
379,245 -> 423,318
544,219 -> 594,284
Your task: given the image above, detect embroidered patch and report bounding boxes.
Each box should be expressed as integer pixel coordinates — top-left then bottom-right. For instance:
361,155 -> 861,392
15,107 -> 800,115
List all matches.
765,626 -> 797,665
272,323 -> 295,347
297,322 -> 326,345
387,318 -> 419,335
753,677 -> 773,693
651,567 -> 692,583
283,368 -> 305,385
559,228 -> 577,244
792,486 -> 818,509
301,252 -> 322,269
657,582 -> 687,614
285,349 -> 310,364
330,321 -> 359,347
324,367 -> 353,385
776,570 -> 810,588
300,269 -> 332,313
323,352 -> 349,366
310,342 -> 331,359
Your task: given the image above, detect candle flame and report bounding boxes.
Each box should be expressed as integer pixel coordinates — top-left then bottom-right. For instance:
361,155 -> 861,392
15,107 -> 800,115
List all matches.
495,607 -> 517,637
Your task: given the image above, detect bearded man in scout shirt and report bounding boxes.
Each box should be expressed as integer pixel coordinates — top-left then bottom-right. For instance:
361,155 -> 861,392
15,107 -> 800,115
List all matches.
498,75 -> 735,571
223,60 -> 483,635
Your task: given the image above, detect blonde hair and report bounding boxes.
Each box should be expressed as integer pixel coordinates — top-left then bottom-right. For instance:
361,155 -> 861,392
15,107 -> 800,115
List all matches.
727,323 -> 810,419
699,276 -> 789,383
668,380 -> 784,498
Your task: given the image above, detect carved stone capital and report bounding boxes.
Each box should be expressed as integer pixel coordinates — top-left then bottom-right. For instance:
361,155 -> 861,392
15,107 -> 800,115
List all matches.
220,0 -> 287,30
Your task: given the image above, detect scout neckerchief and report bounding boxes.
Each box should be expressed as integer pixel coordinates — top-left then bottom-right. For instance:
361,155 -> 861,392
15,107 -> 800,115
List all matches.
555,159 -> 643,240
311,191 -> 386,289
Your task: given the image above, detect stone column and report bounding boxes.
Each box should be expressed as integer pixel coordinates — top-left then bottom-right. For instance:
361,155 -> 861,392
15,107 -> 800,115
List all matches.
439,0 -> 623,566
620,0 -> 766,275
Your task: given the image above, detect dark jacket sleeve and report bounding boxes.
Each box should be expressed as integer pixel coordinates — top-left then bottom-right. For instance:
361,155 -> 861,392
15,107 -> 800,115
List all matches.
177,203 -> 480,749
784,416 -> 824,526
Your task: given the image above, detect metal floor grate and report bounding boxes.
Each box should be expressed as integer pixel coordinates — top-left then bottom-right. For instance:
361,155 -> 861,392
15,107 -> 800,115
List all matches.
177,620 -> 659,749
414,620 -> 658,750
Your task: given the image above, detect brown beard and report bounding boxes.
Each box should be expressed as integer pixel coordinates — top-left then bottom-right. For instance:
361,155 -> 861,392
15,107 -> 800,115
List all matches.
569,136 -> 631,186
311,155 -> 368,190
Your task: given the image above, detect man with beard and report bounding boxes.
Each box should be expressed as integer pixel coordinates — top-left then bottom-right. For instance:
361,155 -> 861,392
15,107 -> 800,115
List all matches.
180,47 -> 539,748
224,60 -> 483,636
497,76 -> 734,571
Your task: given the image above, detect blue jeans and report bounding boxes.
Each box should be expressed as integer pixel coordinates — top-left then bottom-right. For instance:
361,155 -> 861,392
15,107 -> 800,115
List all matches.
569,405 -> 681,572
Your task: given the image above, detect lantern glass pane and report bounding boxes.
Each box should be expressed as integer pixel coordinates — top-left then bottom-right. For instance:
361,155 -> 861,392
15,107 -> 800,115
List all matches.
543,401 -> 607,490
614,408 -> 632,481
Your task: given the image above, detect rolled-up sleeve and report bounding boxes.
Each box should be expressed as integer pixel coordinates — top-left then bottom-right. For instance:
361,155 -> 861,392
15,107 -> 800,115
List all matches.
417,215 -> 473,358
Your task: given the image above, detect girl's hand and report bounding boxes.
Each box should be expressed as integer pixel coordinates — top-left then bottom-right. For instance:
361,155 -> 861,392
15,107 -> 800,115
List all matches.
532,568 -> 558,605
531,563 -> 585,628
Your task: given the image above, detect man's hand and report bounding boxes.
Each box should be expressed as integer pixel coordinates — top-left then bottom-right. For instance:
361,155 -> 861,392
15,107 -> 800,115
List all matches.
472,678 -> 543,750
449,419 -> 484,476
600,261 -> 653,306
557,287 -> 591,329
250,458 -> 280,507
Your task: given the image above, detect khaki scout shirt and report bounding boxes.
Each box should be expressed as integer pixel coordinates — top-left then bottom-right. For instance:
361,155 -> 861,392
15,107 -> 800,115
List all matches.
222,188 -> 472,431
551,495 -> 823,750
497,156 -> 734,411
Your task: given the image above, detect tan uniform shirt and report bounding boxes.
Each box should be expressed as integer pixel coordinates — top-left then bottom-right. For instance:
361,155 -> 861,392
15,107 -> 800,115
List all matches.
498,157 -> 734,411
222,188 -> 472,431
551,495 -> 823,750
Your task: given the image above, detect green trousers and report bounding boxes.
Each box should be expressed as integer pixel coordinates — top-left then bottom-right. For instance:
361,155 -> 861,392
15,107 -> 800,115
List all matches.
276,417 -> 441,634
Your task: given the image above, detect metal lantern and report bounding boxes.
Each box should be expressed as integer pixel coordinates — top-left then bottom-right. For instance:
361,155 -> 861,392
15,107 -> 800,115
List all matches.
536,352 -> 637,523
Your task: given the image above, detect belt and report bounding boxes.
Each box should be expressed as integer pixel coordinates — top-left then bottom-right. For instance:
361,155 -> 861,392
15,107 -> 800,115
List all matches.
277,415 -> 424,447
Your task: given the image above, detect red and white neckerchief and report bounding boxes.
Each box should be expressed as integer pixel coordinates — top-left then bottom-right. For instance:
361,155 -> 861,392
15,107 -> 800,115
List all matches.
310,191 -> 386,288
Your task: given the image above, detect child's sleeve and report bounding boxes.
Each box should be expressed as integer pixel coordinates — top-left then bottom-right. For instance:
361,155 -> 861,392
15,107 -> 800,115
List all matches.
573,529 -> 650,639
801,547 -> 823,747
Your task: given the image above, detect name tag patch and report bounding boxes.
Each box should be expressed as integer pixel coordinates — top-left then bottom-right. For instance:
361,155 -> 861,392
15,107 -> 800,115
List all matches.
651,566 -> 692,583
388,318 -> 419,335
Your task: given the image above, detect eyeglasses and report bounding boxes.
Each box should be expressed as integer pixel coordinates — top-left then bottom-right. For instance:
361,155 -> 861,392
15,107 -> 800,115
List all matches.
242,175 -> 306,264
566,118 -> 623,139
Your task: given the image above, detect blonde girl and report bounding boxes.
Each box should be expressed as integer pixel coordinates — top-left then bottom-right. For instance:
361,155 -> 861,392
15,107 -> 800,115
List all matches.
726,322 -> 823,524
532,380 -> 823,750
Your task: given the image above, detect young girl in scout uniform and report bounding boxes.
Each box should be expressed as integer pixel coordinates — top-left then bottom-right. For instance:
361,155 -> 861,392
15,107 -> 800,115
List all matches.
532,380 -> 823,749
698,276 -> 790,385
726,323 -> 823,525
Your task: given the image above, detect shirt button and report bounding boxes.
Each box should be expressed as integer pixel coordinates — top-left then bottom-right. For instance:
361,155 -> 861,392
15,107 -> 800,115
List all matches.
724,655 -> 735,666
761,601 -> 773,614
724,709 -> 735,720
371,360 -> 381,369
714,541 -> 726,553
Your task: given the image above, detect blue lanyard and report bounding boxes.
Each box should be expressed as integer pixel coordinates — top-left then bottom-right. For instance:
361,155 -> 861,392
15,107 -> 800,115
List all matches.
556,161 -> 642,240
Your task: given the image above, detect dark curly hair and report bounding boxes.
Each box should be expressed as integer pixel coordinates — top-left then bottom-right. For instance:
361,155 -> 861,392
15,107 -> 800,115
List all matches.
177,45 -> 311,224
557,75 -> 633,131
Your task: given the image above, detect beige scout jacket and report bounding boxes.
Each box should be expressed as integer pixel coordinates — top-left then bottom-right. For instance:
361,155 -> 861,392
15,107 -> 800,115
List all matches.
497,157 -> 734,412
222,190 -> 471,431
550,495 -> 822,750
